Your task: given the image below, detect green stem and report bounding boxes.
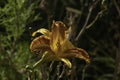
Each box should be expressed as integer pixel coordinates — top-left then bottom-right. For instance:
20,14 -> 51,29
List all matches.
32,51 -> 48,68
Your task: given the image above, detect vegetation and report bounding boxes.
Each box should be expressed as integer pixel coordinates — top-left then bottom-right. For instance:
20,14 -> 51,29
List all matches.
0,0 -> 120,80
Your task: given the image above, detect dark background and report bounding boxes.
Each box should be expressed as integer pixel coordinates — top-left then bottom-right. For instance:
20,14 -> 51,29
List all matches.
0,0 -> 120,80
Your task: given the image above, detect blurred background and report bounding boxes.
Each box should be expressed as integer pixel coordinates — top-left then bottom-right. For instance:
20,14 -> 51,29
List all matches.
0,0 -> 120,80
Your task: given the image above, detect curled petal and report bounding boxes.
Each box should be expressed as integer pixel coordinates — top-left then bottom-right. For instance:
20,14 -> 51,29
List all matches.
50,21 -> 67,53
63,48 -> 90,63
30,36 -> 51,54
60,58 -> 72,68
32,28 -> 50,37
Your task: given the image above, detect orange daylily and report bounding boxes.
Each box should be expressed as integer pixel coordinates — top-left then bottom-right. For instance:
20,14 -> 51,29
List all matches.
30,21 -> 90,68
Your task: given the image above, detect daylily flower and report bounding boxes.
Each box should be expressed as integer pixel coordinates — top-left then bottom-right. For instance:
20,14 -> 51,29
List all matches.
30,21 -> 90,68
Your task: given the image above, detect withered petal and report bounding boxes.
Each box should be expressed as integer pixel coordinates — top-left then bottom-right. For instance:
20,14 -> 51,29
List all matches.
63,48 -> 90,63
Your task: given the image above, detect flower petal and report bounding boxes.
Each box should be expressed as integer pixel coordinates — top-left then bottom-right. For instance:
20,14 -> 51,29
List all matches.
60,58 -> 72,68
50,21 -> 67,53
30,36 -> 51,55
61,39 -> 74,52
63,48 -> 90,63
32,28 -> 50,37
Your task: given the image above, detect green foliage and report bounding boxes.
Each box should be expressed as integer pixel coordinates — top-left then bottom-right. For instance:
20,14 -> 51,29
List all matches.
0,0 -> 40,80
